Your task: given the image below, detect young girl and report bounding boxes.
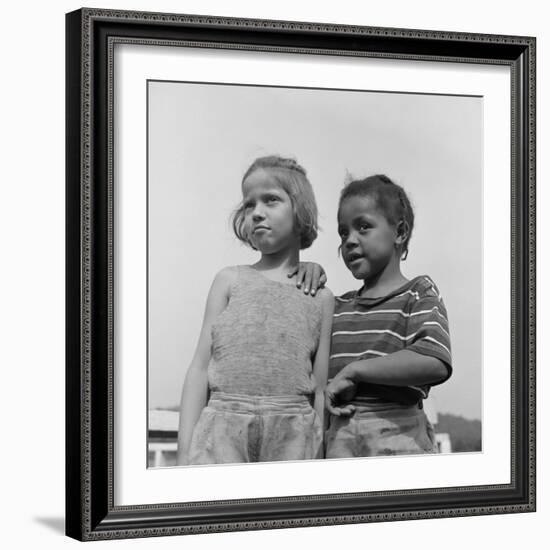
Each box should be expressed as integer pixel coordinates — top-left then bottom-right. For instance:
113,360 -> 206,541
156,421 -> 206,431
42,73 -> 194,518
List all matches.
176,156 -> 334,465
325,174 -> 452,457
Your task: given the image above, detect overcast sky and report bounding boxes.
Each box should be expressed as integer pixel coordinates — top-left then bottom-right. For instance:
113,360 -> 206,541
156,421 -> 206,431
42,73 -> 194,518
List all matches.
147,81 -> 482,420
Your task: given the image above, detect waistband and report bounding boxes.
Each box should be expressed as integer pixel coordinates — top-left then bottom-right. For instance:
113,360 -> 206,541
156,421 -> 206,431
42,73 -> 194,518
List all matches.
208,391 -> 313,414
346,403 -> 425,420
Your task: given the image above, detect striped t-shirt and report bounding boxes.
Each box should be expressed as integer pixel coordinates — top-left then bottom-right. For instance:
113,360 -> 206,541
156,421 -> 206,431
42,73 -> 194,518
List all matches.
330,276 -> 452,407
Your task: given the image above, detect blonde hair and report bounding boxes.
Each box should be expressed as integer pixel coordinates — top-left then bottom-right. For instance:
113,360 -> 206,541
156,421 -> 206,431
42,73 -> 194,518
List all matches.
232,156 -> 318,250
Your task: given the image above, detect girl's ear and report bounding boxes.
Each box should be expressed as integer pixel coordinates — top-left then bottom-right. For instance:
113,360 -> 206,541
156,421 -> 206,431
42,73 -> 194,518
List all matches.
395,220 -> 409,246
395,221 -> 410,260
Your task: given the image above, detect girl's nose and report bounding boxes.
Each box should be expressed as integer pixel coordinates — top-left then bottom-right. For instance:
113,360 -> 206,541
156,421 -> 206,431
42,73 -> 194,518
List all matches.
252,206 -> 265,221
344,232 -> 359,247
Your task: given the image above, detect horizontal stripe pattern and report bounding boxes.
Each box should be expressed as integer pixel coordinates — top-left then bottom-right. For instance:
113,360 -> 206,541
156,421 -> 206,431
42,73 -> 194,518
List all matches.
330,276 -> 452,406
330,349 -> 388,359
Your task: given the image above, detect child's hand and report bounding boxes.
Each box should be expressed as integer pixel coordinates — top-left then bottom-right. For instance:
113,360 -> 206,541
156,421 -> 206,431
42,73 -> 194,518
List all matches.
288,262 -> 327,295
325,375 -> 357,417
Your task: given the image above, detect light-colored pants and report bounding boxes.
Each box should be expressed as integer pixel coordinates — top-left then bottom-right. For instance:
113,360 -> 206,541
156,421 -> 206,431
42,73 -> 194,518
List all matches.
188,392 -> 322,465
325,404 -> 436,458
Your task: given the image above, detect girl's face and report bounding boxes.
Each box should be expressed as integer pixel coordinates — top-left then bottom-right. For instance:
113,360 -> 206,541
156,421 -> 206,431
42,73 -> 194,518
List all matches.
337,195 -> 399,281
242,168 -> 298,254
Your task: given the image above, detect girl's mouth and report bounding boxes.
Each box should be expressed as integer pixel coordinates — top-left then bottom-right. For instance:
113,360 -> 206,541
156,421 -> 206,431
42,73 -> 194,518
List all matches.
346,253 -> 363,264
253,225 -> 270,233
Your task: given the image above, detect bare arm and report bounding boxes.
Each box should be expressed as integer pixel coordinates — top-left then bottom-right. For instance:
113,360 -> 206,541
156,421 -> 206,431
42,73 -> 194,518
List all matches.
310,288 -> 334,434
176,267 -> 235,465
325,351 -> 448,417
339,350 -> 449,387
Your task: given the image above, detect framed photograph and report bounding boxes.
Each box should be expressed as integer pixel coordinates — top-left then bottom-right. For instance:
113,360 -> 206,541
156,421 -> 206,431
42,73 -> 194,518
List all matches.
66,8 -> 536,541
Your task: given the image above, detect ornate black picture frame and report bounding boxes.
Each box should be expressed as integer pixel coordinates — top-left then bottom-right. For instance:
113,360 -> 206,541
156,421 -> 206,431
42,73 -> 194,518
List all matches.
66,8 -> 536,541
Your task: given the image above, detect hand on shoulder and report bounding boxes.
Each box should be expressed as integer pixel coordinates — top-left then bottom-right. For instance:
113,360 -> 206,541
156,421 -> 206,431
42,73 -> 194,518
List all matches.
288,261 -> 328,295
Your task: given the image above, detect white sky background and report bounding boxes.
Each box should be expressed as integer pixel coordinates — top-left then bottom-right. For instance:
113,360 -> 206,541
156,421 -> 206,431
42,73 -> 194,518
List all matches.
148,81 -> 482,420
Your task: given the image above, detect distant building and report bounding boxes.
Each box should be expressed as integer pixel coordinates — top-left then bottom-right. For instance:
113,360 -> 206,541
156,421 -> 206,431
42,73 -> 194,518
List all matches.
148,409 -> 179,467
434,432 -> 452,454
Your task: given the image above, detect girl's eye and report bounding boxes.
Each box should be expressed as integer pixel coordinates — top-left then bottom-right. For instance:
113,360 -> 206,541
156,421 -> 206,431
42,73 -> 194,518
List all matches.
266,195 -> 279,203
359,223 -> 370,232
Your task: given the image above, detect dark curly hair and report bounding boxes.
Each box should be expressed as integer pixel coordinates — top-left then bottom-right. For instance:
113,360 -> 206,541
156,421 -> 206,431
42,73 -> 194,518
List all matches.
338,174 -> 414,259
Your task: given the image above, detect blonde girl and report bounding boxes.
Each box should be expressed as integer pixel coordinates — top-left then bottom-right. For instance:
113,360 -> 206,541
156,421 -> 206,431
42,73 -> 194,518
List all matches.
177,156 -> 334,465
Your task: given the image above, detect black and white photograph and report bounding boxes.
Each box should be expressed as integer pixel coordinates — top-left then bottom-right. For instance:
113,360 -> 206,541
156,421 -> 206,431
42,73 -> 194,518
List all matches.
146,80 -> 483,468
62,5 -> 536,542
3,0 -> 545,546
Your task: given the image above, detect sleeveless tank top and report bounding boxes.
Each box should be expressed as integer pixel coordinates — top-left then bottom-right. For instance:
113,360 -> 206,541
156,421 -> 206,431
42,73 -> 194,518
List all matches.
208,265 -> 324,396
